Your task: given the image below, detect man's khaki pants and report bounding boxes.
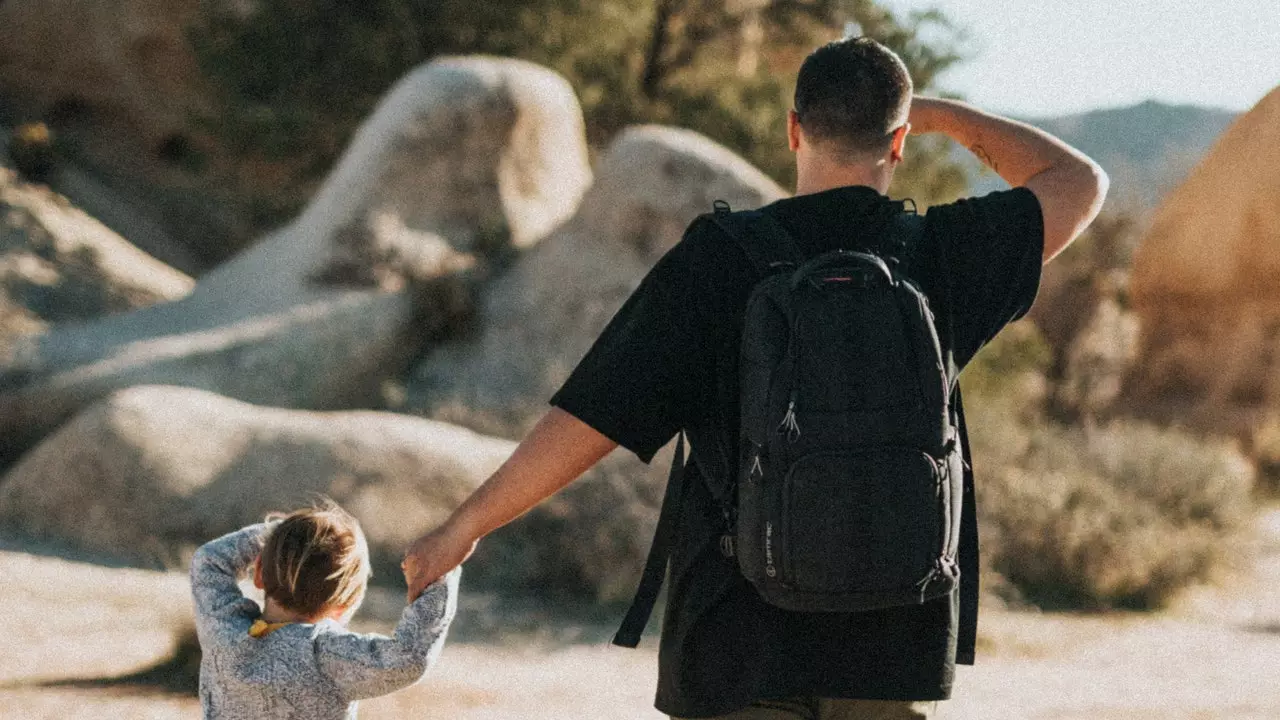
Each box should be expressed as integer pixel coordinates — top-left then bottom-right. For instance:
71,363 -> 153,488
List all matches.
673,698 -> 938,720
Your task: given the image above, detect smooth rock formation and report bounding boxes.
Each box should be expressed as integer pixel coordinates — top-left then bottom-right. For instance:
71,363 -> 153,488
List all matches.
0,57 -> 591,459
409,124 -> 786,437
0,386 -> 503,567
0,166 -> 192,363
200,56 -> 592,305
0,385 -> 659,599
1125,86 -> 1280,432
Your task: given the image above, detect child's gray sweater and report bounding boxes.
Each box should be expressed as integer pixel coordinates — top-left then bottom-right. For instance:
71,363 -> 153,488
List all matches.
190,523 -> 458,719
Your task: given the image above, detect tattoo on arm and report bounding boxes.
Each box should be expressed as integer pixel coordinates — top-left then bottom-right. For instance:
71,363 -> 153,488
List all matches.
970,144 -> 998,172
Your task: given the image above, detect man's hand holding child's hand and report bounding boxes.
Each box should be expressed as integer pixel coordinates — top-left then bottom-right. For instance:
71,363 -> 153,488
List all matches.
402,524 -> 477,602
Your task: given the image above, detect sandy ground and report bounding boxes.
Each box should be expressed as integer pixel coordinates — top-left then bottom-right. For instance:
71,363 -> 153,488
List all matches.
2,512 -> 1279,719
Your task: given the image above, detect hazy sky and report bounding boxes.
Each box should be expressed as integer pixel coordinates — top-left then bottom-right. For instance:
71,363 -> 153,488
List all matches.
882,0 -> 1280,117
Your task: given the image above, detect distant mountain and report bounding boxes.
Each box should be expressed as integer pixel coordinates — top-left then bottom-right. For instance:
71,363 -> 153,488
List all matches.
954,100 -> 1239,210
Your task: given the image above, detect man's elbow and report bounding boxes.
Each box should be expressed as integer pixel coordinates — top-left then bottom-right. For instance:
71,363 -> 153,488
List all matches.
1083,159 -> 1110,213
1033,158 -> 1111,264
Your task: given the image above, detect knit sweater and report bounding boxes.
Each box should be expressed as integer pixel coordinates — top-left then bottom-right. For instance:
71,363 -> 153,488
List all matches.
190,523 -> 458,719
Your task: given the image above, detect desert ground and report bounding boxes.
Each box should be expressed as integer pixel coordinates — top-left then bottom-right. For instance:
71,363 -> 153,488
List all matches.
3,510 -> 1278,720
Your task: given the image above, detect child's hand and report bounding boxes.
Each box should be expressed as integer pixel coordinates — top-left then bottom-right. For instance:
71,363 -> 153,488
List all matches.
402,525 -> 476,602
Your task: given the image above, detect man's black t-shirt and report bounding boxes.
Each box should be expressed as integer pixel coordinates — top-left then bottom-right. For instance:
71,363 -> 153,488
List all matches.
551,186 -> 1043,718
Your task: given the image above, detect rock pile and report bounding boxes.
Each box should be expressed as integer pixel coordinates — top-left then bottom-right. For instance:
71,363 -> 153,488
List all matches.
0,57 -> 591,460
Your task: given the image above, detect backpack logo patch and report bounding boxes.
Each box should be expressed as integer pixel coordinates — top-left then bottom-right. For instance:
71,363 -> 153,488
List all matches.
765,521 -> 776,578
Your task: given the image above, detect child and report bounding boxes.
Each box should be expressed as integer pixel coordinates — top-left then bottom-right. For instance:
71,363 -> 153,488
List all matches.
190,500 -> 458,719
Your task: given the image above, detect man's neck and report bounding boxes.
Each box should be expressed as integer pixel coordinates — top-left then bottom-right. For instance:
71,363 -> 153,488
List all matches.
794,156 -> 891,197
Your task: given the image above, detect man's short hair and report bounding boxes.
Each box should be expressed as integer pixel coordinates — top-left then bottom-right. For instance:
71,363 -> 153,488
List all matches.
260,500 -> 371,617
794,37 -> 913,157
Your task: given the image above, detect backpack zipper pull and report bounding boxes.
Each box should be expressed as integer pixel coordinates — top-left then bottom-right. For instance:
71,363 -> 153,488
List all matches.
776,398 -> 801,442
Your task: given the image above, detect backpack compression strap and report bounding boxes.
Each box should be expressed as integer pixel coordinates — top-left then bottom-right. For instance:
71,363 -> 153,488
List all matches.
613,433 -> 687,648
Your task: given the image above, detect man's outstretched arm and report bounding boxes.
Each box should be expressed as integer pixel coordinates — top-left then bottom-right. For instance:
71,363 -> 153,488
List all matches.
402,407 -> 618,599
909,96 -> 1109,263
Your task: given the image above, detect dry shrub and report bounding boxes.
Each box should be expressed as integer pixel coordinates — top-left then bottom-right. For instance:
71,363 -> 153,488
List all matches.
976,418 -> 1255,610
963,321 -> 1256,610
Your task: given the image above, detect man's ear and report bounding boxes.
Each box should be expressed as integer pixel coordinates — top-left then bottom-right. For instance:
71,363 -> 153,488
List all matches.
889,124 -> 910,164
252,556 -> 265,590
787,109 -> 802,152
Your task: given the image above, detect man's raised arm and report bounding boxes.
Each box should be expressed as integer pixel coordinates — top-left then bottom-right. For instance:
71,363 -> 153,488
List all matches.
909,96 -> 1109,263
401,408 -> 618,600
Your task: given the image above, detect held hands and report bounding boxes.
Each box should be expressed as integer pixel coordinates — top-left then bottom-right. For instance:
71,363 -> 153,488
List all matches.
402,523 -> 478,602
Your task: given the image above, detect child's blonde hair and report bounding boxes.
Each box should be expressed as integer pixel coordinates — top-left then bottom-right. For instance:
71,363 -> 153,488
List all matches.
260,500 -> 371,618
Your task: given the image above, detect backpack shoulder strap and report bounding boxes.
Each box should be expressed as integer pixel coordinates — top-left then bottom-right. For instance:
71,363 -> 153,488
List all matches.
613,433 -> 687,648
706,201 -> 801,276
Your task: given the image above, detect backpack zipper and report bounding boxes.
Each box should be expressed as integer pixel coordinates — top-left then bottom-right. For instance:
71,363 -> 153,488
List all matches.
776,397 -> 801,441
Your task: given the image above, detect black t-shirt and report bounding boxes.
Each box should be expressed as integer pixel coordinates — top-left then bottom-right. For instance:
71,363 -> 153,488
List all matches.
551,186 -> 1043,718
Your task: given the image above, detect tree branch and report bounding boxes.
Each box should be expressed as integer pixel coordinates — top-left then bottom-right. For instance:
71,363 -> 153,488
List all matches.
641,0 -> 681,99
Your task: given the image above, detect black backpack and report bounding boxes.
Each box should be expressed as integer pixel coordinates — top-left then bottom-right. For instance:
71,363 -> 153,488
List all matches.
613,201 -> 962,646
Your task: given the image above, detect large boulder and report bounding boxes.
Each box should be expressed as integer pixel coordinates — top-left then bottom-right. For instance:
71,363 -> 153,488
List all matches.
0,385 -> 501,568
199,55 -> 591,307
0,385 -> 658,599
0,57 -> 592,460
409,124 -> 786,437
0,166 -> 192,364
1124,86 -> 1280,433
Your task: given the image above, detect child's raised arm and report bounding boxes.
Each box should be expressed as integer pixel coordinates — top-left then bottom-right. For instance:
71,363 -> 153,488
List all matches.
189,522 -> 275,643
316,568 -> 460,701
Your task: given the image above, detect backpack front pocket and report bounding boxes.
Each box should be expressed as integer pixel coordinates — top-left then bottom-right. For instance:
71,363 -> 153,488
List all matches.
780,449 -> 942,594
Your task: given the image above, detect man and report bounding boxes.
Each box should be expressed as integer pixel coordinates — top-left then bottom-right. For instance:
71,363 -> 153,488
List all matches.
403,37 -> 1107,720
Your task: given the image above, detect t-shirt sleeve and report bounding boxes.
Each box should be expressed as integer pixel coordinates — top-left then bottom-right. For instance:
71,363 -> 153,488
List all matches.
923,187 -> 1044,368
550,226 -> 715,464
